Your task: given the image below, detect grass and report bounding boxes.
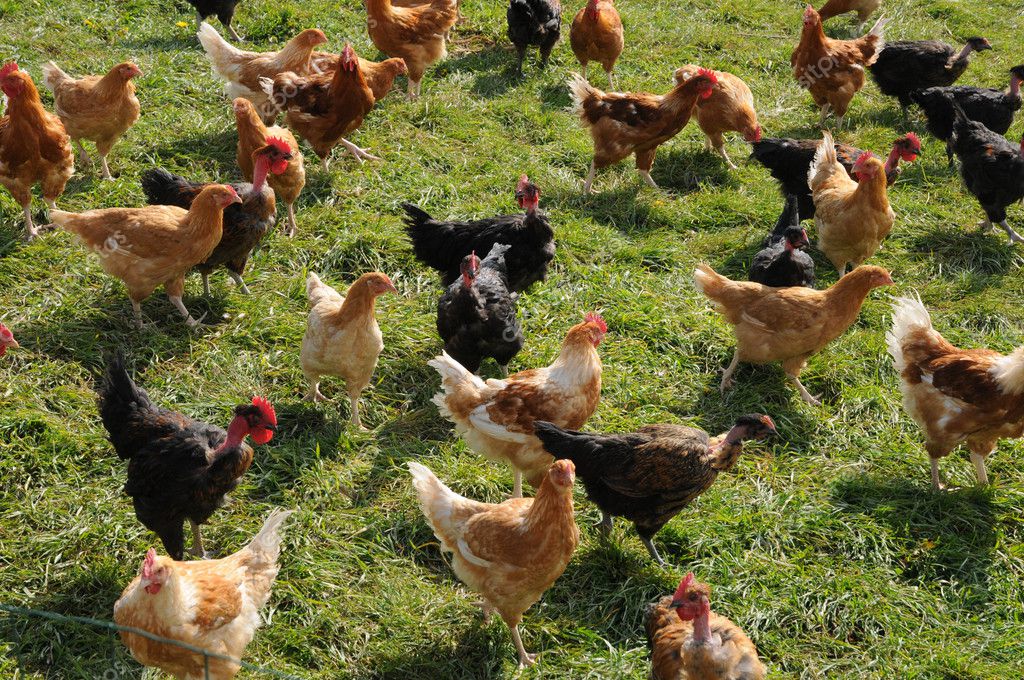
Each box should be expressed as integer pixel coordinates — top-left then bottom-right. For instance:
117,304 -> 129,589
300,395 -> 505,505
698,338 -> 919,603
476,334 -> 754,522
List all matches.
1,0 -> 1024,677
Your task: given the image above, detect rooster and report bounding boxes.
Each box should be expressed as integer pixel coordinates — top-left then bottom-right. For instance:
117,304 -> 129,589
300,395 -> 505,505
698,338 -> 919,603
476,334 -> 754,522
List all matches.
114,509 -> 293,680
429,313 -> 605,497
402,175 -> 554,293
569,68 -> 717,192
0,62 -> 74,241
98,354 -> 277,560
408,459 -> 579,668
507,0 -> 562,76
888,295 -> 1024,490
647,573 -> 767,680
0,322 -> 18,357
140,137 -> 293,296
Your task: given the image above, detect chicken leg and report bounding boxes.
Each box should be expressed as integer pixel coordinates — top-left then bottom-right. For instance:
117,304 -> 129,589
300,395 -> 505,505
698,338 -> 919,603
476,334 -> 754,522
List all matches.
641,536 -> 667,567
596,511 -> 613,537
227,271 -> 251,295
789,374 -> 821,406
997,220 -> 1024,244
969,452 -> 989,485
511,469 -> 523,499
285,203 -> 298,237
583,161 -> 597,194
22,205 -> 37,242
305,381 -> 328,402
169,295 -> 206,328
340,138 -> 381,163
508,621 -> 537,669
227,24 -> 242,41
74,139 -> 92,167
929,457 -> 945,491
349,391 -> 366,430
638,169 -> 658,188
189,520 -> 206,558
719,350 -> 740,393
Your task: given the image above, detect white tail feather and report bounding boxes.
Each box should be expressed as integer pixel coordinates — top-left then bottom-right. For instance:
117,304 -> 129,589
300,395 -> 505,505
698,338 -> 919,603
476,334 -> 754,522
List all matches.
568,73 -> 598,114
245,508 -> 294,565
197,22 -> 239,73
40,61 -> 68,92
808,131 -> 837,187
885,294 -> 933,372
992,347 -> 1024,395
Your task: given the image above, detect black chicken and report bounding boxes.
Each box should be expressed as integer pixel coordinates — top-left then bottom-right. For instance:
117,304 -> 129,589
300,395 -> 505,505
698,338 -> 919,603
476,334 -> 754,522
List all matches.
507,0 -> 562,76
910,65 -> 1024,164
437,243 -> 524,375
749,195 -> 814,288
189,0 -> 243,40
950,103 -> 1024,244
98,354 -> 277,560
870,37 -> 991,111
533,415 -> 777,566
141,138 -> 292,296
751,134 -> 921,220
403,174 -> 555,293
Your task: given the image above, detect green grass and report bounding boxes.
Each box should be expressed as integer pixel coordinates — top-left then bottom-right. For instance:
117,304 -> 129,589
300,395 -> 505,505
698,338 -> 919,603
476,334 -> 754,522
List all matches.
2,0 -> 1024,677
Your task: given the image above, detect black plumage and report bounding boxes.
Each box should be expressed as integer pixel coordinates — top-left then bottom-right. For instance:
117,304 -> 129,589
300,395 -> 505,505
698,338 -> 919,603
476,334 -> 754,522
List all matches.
533,415 -> 777,565
749,195 -> 815,288
188,0 -> 243,40
910,66 -> 1024,163
437,243 -> 524,374
403,177 -> 555,293
98,355 -> 276,560
950,102 -> 1024,244
507,0 -> 562,75
870,37 -> 991,109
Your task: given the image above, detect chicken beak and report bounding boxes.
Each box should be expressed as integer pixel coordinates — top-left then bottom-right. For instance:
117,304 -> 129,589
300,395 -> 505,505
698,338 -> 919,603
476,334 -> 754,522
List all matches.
6,339 -> 18,349
385,281 -> 399,294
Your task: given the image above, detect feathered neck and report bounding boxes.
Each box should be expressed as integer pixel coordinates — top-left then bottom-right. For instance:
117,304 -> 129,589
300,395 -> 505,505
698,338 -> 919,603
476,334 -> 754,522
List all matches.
953,41 -> 976,64
524,474 -> 574,531
824,268 -> 882,308
94,68 -> 135,97
708,428 -> 746,472
366,0 -> 395,19
336,278 -> 379,325
800,18 -> 826,48
7,79 -> 46,123
1010,74 -> 1022,98
550,336 -> 602,385
662,76 -> 709,115
853,162 -> 889,211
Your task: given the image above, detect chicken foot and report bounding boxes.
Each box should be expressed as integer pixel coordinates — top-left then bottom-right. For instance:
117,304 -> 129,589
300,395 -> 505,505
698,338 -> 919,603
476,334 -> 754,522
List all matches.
509,623 -> 537,669
169,295 -> 207,328
189,520 -> 212,559
305,381 -> 328,402
74,139 -> 92,167
339,138 -> 381,163
638,169 -> 658,189
641,536 -> 667,567
583,161 -> 597,194
997,220 -> 1024,244
349,392 -> 367,431
719,350 -> 740,393
929,457 -> 946,491
285,203 -> 298,237
788,373 -> 821,406
22,205 -> 37,242
705,136 -> 738,170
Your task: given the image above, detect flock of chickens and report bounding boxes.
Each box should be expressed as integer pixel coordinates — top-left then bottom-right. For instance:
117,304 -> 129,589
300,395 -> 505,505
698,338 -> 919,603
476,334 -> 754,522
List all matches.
2,0 -> 1024,676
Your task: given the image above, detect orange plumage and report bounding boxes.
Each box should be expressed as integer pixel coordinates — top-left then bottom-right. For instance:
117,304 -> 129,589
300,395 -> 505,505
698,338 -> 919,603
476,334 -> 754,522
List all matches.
887,295 -> 1024,490
674,65 -> 761,169
409,459 -> 580,668
818,0 -> 881,31
0,62 -> 74,241
365,0 -> 459,98
310,53 -> 409,101
569,0 -> 624,89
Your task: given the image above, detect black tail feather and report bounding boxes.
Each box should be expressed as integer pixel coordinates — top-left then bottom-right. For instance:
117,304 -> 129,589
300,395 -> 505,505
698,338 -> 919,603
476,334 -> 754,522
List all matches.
98,353 -> 154,460
140,168 -> 203,209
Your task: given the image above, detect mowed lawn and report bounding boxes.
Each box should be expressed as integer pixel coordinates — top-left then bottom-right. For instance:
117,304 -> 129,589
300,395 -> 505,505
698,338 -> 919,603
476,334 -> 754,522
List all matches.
1,0 -> 1024,677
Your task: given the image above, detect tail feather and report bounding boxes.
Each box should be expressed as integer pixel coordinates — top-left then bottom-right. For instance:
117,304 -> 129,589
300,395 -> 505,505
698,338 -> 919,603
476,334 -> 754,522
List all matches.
568,73 -> 599,118
244,508 -> 295,565
885,294 -> 934,372
692,263 -> 727,301
40,61 -> 69,92
407,462 -> 486,553
427,352 -> 487,422
533,421 -> 589,462
808,131 -> 838,187
867,16 -> 887,39
992,348 -> 1024,396
98,353 -> 155,460
305,272 -> 340,307
140,168 -> 202,209
197,22 -> 239,75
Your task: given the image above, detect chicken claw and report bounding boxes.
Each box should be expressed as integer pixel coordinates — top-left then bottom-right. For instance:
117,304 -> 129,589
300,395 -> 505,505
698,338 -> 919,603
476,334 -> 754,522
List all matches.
340,138 -> 381,163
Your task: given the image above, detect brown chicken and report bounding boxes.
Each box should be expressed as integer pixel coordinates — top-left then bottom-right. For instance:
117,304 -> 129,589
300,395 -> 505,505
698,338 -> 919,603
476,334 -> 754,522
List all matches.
0,62 -> 74,241
301,271 -> 398,429
818,0 -> 881,33
674,65 -> 761,169
366,0 -> 459,98
263,44 -> 377,171
429,313 -> 605,497
113,509 -> 293,680
569,69 -> 717,193
409,459 -> 579,668
570,0 -> 624,89
791,6 -> 886,126
233,98 -> 305,236
198,22 -> 328,122
647,573 -> 767,680
311,52 -> 409,101
887,294 -> 1024,490
809,131 -> 895,275
41,61 -> 141,180
694,263 -> 893,405
50,184 -> 241,327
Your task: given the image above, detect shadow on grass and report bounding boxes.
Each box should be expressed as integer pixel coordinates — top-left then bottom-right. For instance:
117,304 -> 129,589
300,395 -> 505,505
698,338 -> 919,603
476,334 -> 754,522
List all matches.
830,475 -> 998,593
149,129 -> 240,176
905,224 -> 1022,285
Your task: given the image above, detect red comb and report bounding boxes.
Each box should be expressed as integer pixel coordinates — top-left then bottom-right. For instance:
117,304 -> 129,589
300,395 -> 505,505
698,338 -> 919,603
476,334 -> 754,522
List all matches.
697,68 -> 718,86
252,396 -> 277,425
0,63 -> 18,79
142,548 -> 157,578
673,572 -> 695,600
904,132 -> 921,148
0,323 -> 11,341
584,312 -> 607,333
266,136 -> 292,154
516,174 -> 530,191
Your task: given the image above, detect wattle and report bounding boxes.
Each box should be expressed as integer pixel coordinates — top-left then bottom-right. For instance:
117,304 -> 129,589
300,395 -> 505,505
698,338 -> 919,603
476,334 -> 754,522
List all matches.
271,159 -> 290,174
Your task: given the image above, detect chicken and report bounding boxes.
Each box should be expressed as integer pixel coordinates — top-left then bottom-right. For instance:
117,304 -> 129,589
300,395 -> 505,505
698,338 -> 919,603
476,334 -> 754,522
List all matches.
870,37 -> 991,112
569,68 -> 717,192
310,53 -> 409,101
887,294 -> 1024,490
301,271 -> 398,429
507,0 -> 562,76
408,459 -> 579,668
791,6 -> 886,127
750,133 -> 920,221
140,138 -> 292,296
534,415 -> 776,566
0,322 -> 18,357
694,263 -> 893,405
437,243 -> 524,375
50,184 -> 241,327
910,66 -> 1024,165
262,44 -> 377,170
673,65 -> 761,169
569,0 -> 624,88
233,98 -> 305,237
809,131 -> 895,275
816,0 -> 879,34
0,62 -> 74,241
749,195 -> 814,288
402,175 -> 554,293
113,509 -> 293,680
429,313 -> 605,497
647,573 -> 767,680
41,60 -> 142,180
197,22 -> 328,122
949,102 -> 1024,244
186,0 -> 243,40
98,354 -> 278,560
366,0 -> 459,98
